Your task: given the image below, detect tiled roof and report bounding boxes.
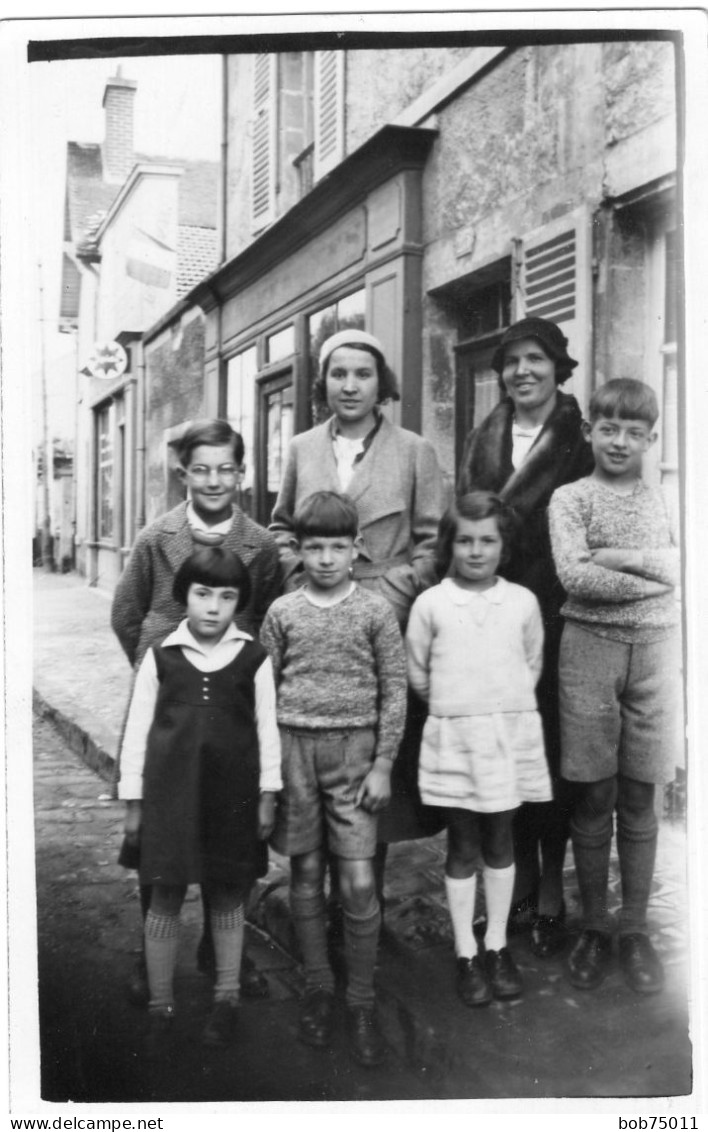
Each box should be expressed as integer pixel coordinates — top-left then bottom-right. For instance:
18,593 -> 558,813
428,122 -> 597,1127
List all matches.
65,143 -> 218,252
176,226 -> 218,297
65,142 -> 120,252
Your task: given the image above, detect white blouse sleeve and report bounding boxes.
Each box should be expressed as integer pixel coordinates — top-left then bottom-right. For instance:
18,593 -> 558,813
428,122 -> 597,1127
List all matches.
255,655 -> 282,793
117,650 -> 159,800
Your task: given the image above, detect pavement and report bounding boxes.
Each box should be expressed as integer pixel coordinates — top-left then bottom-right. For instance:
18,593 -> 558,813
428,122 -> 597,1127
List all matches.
31,568 -> 695,1101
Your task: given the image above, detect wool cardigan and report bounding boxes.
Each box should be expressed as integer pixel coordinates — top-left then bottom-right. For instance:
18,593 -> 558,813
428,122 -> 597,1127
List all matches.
269,415 -> 446,624
111,501 -> 282,669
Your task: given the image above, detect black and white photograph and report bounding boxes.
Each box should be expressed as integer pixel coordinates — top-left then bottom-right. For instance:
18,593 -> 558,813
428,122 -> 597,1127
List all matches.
1,3 -> 706,1123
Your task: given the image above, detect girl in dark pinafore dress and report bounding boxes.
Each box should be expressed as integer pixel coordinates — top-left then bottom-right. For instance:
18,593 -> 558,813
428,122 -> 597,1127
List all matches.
119,547 -> 281,1048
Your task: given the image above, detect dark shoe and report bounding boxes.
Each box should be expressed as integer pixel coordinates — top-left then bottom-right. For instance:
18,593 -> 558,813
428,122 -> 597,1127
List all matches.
347,1006 -> 386,1067
145,1005 -> 175,1059
240,953 -> 270,999
619,933 -> 665,995
202,997 -> 240,1047
507,892 -> 538,935
566,929 -> 613,990
484,947 -> 524,999
298,989 -> 335,1048
530,901 -> 567,959
456,956 -> 493,1007
126,956 -> 149,1009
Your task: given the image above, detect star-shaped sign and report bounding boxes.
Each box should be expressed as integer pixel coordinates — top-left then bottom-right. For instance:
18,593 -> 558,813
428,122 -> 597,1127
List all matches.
85,341 -> 128,380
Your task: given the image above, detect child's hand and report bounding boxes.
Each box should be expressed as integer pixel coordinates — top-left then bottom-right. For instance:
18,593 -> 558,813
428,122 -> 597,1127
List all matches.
124,800 -> 142,847
356,762 -> 392,814
258,792 -> 277,839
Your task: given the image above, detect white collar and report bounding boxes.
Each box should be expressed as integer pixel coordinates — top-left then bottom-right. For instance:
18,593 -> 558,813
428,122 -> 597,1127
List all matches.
162,618 -> 252,654
186,501 -> 235,534
442,576 -> 506,605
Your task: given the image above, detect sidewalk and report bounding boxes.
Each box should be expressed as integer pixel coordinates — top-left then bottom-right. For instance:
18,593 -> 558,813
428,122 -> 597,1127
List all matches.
32,569 -> 694,1099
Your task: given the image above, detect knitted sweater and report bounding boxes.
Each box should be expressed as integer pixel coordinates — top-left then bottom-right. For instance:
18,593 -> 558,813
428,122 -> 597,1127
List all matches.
406,577 -> 544,717
548,476 -> 679,642
260,585 -> 407,762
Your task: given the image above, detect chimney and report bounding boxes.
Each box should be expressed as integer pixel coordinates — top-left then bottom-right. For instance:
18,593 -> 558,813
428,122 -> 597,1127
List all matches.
102,68 -> 137,183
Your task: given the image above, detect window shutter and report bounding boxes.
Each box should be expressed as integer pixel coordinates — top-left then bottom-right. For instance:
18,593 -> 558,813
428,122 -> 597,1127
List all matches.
518,207 -> 592,410
251,53 -> 277,232
313,50 -> 344,181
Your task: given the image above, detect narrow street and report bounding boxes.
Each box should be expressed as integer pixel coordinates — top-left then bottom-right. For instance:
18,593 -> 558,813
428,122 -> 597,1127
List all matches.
34,715 -> 438,1104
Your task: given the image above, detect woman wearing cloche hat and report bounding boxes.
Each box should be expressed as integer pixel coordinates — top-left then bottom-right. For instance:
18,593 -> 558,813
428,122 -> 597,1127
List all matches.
458,316 -> 594,959
270,328 -> 446,845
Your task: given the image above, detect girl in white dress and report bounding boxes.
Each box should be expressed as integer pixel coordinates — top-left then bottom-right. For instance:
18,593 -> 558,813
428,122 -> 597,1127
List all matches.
405,492 -> 552,1006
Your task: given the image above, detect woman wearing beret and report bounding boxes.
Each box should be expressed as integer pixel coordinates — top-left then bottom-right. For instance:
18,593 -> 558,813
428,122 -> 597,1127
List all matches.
270,328 -> 447,850
458,316 -> 594,957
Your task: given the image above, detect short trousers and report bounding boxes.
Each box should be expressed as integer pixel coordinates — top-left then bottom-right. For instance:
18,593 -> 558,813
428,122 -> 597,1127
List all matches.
559,622 -> 682,785
270,727 -> 379,859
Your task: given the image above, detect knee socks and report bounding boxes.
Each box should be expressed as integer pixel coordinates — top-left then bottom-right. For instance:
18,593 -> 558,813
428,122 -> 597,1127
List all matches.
444,873 -> 478,959
144,910 -> 180,1010
483,863 -> 515,952
211,904 -> 244,1003
343,902 -> 381,1009
570,815 -> 613,933
290,885 -> 335,995
617,811 -> 658,936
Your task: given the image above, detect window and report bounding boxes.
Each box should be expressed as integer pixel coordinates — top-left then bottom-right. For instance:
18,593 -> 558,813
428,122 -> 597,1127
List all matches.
266,325 -> 295,363
250,50 -> 345,226
251,53 -> 277,232
518,207 -> 592,408
226,346 -> 258,513
313,50 -> 345,181
96,403 -> 113,541
309,288 -> 366,360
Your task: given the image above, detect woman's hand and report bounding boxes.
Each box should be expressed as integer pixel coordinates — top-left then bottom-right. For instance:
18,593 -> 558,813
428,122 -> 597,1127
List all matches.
356,761 -> 392,813
258,792 -> 277,839
124,800 -> 142,847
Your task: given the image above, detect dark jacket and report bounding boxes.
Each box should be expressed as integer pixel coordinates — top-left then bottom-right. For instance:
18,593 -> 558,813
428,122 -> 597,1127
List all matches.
457,391 -> 594,633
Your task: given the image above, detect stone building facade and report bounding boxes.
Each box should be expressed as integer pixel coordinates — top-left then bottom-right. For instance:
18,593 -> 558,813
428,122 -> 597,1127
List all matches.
174,38 -> 679,529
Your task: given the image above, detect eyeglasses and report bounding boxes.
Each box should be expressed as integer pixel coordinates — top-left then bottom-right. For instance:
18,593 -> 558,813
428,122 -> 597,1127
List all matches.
187,464 -> 241,483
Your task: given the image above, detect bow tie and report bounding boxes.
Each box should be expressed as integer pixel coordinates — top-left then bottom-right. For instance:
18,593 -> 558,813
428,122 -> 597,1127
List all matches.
190,528 -> 226,546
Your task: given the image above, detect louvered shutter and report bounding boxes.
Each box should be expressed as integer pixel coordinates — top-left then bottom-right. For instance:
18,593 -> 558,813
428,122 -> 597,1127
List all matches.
313,50 -> 344,181
518,208 -> 592,409
251,53 -> 276,232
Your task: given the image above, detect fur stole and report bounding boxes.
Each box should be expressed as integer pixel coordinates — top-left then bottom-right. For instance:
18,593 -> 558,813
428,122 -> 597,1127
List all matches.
457,391 -> 593,520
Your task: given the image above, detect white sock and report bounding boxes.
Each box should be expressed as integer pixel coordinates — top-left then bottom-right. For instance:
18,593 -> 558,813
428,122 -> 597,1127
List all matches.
144,910 -> 180,1009
211,904 -> 244,1002
483,863 -> 515,952
444,873 -> 478,959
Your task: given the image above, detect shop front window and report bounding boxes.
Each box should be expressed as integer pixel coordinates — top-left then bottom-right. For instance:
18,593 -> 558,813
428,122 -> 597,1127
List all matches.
226,346 -> 258,514
96,403 -> 113,541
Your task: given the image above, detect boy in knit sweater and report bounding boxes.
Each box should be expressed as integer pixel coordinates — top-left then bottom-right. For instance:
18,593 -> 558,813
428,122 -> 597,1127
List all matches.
260,491 -> 407,1067
549,379 -> 680,997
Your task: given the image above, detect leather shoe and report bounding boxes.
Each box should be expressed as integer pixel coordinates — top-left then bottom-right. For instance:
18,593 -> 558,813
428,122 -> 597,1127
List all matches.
202,997 -> 239,1047
456,956 -> 493,1007
347,1006 -> 386,1067
619,933 -> 665,995
299,989 -> 335,1048
566,929 -> 613,990
484,947 -> 523,999
530,901 -> 567,959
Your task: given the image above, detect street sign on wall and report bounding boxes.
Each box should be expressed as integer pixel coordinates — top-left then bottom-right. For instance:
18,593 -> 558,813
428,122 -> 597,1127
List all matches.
84,341 -> 128,380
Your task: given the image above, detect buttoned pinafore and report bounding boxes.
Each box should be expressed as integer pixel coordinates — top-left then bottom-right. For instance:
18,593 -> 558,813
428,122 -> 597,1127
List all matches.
139,641 -> 268,889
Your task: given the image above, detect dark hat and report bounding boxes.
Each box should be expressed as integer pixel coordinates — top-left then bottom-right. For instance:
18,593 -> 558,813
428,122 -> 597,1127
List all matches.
491,317 -> 579,375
